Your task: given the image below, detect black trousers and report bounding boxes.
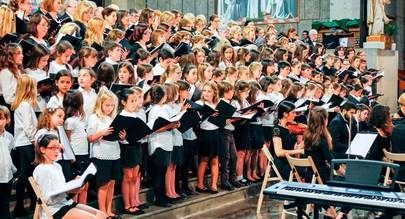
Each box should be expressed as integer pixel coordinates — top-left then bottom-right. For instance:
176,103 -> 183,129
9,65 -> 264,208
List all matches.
15,145 -> 36,209
151,149 -> 169,204
0,181 -> 12,219
176,139 -> 197,192
220,130 -> 237,184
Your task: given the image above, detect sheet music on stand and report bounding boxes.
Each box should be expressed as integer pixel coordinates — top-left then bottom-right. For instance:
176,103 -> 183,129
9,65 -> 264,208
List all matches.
345,133 -> 378,158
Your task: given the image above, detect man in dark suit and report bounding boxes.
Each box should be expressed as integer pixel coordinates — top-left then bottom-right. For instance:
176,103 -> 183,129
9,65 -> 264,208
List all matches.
307,29 -> 319,54
328,101 -> 358,159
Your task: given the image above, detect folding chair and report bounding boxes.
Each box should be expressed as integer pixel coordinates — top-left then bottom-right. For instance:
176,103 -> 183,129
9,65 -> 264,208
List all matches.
256,145 -> 284,214
383,149 -> 405,191
28,176 -> 54,219
278,155 -> 323,219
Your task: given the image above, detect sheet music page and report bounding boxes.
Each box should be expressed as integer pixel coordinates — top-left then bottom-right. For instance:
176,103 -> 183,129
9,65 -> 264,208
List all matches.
48,163 -> 97,198
345,133 -> 378,157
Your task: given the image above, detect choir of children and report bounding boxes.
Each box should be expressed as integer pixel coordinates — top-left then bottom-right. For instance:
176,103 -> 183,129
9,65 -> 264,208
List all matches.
0,1 -> 396,218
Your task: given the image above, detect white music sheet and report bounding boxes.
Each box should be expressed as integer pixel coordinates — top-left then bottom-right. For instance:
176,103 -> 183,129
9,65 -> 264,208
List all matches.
345,133 -> 378,158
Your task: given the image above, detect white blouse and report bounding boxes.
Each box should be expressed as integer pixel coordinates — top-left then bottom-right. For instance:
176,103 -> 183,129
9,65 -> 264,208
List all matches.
163,103 -> 183,147
78,87 -> 97,125
0,131 -> 16,183
147,104 -> 173,155
0,68 -> 18,104
14,101 -> 38,147
87,114 -> 120,160
33,163 -> 74,218
64,116 -> 89,155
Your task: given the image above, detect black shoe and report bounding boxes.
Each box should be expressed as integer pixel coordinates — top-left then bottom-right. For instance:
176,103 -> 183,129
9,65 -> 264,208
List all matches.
122,208 -> 145,215
209,188 -> 219,194
196,187 -> 210,193
229,180 -> 242,188
178,192 -> 188,199
155,201 -> 172,208
137,203 -> 150,209
221,183 -> 235,191
13,206 -> 29,218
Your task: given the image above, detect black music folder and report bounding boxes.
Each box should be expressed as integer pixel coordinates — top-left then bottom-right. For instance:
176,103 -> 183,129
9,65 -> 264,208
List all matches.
110,83 -> 133,94
239,99 -> 274,114
103,115 -> 152,144
174,42 -> 192,57
185,99 -> 203,111
149,43 -> 164,55
327,94 -> 344,108
37,77 -> 53,88
60,34 -> 82,51
199,104 -> 217,121
177,109 -> 201,133
0,33 -> 19,46
152,112 -> 185,131
208,100 -> 237,128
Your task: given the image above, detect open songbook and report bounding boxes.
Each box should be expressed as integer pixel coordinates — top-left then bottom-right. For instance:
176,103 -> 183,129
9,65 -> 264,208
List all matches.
48,163 -> 97,198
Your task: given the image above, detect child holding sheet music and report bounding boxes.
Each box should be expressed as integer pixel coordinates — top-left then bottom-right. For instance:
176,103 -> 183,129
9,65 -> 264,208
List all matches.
11,75 -> 38,216
231,80 -> 252,185
147,85 -> 176,207
33,133 -> 107,219
117,88 -> 145,215
63,90 -> 89,204
87,89 -> 124,216
217,81 -> 238,190
196,81 -> 221,193
163,83 -> 185,200
247,81 -> 265,182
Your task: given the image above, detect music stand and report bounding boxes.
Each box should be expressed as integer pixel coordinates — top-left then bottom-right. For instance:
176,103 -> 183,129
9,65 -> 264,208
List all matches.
328,159 -> 400,191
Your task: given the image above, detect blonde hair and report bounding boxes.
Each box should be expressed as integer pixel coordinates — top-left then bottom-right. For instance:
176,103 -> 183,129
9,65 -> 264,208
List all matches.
237,65 -> 249,80
93,89 -> 118,119
160,64 -> 181,84
398,93 -> 405,106
229,25 -> 241,39
56,22 -> 80,41
163,83 -> 179,103
74,0 -> 93,22
248,61 -> 262,79
0,6 -> 16,37
197,63 -> 211,84
11,75 -> 37,110
85,17 -> 105,45
160,11 -> 175,25
242,27 -> 255,38
201,81 -> 219,104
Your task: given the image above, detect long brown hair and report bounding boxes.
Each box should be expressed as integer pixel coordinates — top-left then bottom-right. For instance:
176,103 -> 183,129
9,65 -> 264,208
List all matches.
304,107 -> 333,150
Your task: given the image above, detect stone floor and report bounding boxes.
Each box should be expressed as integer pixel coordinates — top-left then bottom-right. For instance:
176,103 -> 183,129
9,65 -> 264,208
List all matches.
187,197 -> 403,219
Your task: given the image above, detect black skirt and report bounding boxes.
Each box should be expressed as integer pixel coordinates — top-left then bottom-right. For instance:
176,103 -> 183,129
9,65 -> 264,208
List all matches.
263,126 -> 273,142
93,159 -> 122,184
53,202 -> 78,219
233,122 -> 251,150
171,146 -> 184,166
249,124 -> 265,150
152,148 -> 171,168
120,143 -> 143,168
198,129 -> 221,157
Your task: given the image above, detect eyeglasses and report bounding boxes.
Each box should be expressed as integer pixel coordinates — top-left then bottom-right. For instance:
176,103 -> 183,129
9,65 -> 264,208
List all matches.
46,146 -> 62,151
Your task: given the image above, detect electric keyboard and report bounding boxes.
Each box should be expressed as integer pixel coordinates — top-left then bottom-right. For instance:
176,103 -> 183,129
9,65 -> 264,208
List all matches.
265,181 -> 405,217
